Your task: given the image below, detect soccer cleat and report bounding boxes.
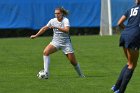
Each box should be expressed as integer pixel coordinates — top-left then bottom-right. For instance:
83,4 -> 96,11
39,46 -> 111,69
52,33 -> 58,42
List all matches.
37,70 -> 49,79
111,85 -> 118,92
79,74 -> 86,78
114,90 -> 120,93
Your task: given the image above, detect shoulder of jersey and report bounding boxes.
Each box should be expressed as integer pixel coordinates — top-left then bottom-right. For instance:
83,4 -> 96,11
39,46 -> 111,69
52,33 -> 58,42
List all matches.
63,17 -> 69,21
51,18 -> 57,21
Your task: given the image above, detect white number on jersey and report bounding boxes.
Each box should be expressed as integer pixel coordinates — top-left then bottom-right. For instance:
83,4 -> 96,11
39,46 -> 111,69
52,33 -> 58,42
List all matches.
130,7 -> 139,17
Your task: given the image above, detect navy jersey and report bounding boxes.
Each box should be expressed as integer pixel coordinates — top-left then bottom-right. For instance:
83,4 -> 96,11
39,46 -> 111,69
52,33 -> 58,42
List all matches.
120,5 -> 140,49
124,5 -> 140,32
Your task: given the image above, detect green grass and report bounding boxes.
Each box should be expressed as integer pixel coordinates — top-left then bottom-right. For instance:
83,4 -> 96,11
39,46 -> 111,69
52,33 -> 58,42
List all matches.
0,35 -> 140,93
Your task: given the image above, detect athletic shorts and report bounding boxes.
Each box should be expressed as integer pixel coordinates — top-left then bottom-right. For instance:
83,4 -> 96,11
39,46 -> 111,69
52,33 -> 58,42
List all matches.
50,40 -> 74,54
119,34 -> 140,50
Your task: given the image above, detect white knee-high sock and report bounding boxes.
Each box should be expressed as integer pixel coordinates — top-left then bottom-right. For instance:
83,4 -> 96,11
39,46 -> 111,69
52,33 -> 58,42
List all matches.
43,56 -> 50,73
74,63 -> 85,77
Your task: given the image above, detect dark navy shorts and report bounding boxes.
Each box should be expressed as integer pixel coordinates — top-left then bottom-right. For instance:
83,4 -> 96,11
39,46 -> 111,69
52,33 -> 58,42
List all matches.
119,34 -> 140,50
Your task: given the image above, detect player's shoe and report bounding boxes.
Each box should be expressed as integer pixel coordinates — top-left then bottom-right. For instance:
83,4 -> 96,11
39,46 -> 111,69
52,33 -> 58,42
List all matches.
37,70 -> 49,79
114,90 -> 120,93
79,74 -> 86,78
111,85 -> 118,92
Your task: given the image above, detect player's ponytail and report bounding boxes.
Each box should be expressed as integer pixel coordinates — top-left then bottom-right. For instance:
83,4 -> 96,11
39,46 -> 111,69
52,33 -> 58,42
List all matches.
55,7 -> 69,17
136,0 -> 140,5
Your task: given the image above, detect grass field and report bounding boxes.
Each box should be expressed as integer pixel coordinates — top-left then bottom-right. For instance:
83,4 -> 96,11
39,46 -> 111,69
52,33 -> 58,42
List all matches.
0,35 -> 140,93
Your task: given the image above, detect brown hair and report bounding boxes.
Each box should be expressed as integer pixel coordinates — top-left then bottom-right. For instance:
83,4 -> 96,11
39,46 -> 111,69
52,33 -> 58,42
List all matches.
55,7 -> 69,16
136,0 -> 140,5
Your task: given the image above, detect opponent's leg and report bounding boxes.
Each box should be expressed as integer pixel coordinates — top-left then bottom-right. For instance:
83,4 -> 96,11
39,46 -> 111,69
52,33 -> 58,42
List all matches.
119,49 -> 139,93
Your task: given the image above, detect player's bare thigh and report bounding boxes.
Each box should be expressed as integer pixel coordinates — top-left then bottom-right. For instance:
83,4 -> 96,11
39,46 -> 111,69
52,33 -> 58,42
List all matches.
43,44 -> 57,56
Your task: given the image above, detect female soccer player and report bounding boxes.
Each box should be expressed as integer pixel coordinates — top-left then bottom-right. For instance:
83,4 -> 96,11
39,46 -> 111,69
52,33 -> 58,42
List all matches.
111,0 -> 140,93
30,7 -> 85,79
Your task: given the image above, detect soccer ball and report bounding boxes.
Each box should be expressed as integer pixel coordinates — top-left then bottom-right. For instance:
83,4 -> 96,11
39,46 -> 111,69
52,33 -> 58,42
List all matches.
37,70 -> 48,79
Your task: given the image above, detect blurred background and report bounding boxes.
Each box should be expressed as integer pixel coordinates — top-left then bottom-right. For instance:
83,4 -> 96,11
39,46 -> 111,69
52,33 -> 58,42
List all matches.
0,0 -> 134,37
1,1 -> 140,93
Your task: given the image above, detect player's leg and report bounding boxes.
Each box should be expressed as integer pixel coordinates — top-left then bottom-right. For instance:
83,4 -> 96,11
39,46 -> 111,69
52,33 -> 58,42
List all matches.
43,44 -> 57,74
37,44 -> 57,79
112,48 -> 128,91
123,47 -> 128,59
62,41 -> 85,77
127,48 -> 138,69
66,53 -> 77,66
66,53 -> 85,77
119,48 -> 139,93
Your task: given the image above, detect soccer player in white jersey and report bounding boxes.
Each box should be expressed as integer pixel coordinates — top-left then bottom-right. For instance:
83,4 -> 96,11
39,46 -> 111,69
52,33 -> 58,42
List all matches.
30,7 -> 85,79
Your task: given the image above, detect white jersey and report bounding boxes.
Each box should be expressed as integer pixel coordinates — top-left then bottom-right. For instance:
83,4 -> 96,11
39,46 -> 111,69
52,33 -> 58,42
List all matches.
46,17 -> 74,54
46,17 -> 70,42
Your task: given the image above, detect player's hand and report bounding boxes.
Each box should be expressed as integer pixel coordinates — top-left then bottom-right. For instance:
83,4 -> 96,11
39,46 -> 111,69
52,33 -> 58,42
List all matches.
49,26 -> 58,29
49,26 -> 55,29
30,35 -> 37,39
115,26 -> 124,34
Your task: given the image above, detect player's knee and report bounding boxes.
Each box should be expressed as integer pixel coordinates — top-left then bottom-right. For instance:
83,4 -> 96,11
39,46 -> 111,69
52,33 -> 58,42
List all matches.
43,50 -> 49,56
128,63 -> 137,69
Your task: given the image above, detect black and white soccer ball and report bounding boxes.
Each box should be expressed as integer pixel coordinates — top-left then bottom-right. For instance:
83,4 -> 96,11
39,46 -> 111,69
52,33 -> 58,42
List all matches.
37,70 -> 48,79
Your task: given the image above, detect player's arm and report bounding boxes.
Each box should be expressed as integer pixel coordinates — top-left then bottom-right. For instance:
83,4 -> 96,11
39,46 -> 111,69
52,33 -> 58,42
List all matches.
30,25 -> 49,39
50,26 -> 69,33
117,15 -> 127,29
57,26 -> 69,33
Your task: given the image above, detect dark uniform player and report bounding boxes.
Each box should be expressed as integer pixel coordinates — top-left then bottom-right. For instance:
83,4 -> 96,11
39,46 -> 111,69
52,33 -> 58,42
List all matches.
111,0 -> 140,93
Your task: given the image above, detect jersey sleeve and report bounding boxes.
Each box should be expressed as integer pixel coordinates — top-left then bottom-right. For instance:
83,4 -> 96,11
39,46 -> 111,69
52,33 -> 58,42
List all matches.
123,10 -> 130,18
46,19 -> 52,27
64,18 -> 70,27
